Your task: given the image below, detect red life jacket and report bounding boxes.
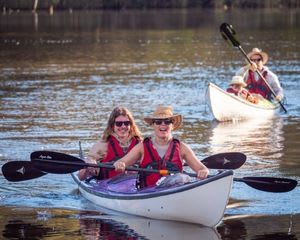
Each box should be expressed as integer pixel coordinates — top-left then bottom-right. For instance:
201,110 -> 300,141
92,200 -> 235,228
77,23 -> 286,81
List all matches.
246,70 -> 271,100
227,87 -> 252,100
98,135 -> 139,180
137,137 -> 183,188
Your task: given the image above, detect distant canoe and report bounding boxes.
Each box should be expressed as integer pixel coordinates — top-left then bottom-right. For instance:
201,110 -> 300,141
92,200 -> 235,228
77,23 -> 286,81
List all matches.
207,82 -> 279,122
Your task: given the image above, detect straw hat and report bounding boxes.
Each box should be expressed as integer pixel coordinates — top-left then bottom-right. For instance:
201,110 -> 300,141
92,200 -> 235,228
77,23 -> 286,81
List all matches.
230,76 -> 247,87
144,105 -> 183,130
247,48 -> 269,65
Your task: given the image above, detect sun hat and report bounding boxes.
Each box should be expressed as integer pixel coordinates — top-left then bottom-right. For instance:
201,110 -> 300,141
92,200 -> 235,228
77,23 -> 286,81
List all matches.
246,48 -> 269,65
143,105 -> 183,130
230,76 -> 247,87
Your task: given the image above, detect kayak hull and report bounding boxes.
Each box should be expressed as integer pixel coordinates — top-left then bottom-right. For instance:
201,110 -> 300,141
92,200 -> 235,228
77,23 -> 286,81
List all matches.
72,170 -> 234,227
207,82 -> 279,122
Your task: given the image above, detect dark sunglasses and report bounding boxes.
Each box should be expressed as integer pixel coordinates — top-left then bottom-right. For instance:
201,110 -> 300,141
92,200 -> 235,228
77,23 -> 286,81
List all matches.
153,119 -> 173,125
250,58 -> 262,62
115,121 -> 130,127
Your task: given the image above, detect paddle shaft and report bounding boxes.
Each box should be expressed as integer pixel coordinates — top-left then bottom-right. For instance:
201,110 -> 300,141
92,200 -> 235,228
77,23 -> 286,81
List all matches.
32,158 -> 173,176
1,150 -> 246,182
220,23 -> 287,113
32,158 -> 298,193
3,158 -> 297,192
30,150 -> 246,171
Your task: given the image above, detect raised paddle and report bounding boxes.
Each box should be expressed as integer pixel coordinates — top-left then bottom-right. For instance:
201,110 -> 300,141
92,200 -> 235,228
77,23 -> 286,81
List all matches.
30,153 -> 297,193
220,22 -> 287,113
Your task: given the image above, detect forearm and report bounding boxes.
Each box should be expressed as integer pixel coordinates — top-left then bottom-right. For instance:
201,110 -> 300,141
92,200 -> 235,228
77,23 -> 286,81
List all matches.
114,143 -> 143,171
268,74 -> 284,99
77,156 -> 101,180
181,143 -> 209,179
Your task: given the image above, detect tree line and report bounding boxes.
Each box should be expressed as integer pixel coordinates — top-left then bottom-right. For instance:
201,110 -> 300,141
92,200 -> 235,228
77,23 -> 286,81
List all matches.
1,0 -> 300,12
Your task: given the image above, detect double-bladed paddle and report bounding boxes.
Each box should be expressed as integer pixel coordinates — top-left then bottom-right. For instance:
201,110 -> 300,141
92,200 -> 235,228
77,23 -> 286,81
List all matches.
30,150 -> 246,173
31,151 -> 297,193
220,22 -> 287,113
2,150 -> 246,182
2,151 -> 297,192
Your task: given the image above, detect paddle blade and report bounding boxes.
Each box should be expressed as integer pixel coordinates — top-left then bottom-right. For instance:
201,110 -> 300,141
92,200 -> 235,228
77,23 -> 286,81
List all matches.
31,151 -> 85,174
220,23 -> 240,47
2,161 -> 47,182
202,152 -> 246,170
235,177 -> 298,193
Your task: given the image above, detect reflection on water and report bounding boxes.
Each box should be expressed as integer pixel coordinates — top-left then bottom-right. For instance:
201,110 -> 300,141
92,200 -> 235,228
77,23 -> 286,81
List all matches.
220,214 -> 300,240
1,206 -> 299,240
79,214 -> 221,240
3,221 -> 53,239
208,117 -> 284,173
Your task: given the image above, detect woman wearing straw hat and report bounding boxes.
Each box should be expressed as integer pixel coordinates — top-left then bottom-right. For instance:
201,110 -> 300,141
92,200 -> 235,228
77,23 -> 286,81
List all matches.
236,48 -> 284,101
227,76 -> 258,104
113,105 -> 209,188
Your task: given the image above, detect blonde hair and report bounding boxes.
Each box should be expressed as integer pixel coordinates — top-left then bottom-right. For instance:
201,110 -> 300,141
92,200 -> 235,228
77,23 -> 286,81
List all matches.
102,107 -> 142,141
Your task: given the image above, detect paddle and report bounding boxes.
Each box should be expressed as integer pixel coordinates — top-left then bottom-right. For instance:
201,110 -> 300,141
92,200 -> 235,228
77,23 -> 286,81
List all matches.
2,161 -> 47,182
1,151 -> 246,182
220,22 -> 287,113
30,150 -> 246,171
233,176 -> 298,193
30,152 -> 297,193
79,141 -> 84,159
3,152 -> 297,192
187,171 -> 297,193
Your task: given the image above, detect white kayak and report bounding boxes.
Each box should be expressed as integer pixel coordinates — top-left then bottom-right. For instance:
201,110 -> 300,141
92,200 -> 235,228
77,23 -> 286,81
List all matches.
72,170 -> 234,227
207,82 -> 279,122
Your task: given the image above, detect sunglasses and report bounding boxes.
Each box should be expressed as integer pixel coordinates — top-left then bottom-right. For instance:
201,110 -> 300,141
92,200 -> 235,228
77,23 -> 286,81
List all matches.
153,119 -> 173,125
114,121 -> 130,127
250,58 -> 262,62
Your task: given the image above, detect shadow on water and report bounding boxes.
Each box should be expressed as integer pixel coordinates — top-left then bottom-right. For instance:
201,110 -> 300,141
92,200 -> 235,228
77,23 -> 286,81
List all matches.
1,206 -> 299,239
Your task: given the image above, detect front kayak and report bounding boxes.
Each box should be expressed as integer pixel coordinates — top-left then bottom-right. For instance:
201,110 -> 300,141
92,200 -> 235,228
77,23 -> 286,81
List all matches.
72,170 -> 234,227
207,82 -> 279,122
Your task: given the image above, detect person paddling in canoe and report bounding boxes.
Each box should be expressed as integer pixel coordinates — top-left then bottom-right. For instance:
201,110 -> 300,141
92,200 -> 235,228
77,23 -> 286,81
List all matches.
236,47 -> 284,102
227,75 -> 258,104
113,105 -> 209,189
78,107 -> 142,180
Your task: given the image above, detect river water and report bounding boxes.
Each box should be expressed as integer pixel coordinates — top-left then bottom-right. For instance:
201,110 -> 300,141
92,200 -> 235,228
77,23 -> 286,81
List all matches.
0,8 -> 300,239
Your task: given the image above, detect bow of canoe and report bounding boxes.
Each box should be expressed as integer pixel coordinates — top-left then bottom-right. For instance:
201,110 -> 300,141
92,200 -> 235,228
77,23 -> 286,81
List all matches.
207,82 -> 279,122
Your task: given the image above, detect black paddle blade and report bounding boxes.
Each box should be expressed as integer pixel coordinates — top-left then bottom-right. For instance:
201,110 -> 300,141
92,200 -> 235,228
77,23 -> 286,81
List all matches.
2,161 -> 47,182
220,23 -> 240,47
202,152 -> 246,170
235,177 -> 298,193
31,151 -> 84,174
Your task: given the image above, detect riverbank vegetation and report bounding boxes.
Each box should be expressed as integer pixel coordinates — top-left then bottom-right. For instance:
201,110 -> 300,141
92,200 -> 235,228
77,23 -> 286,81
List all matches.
1,0 -> 300,13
